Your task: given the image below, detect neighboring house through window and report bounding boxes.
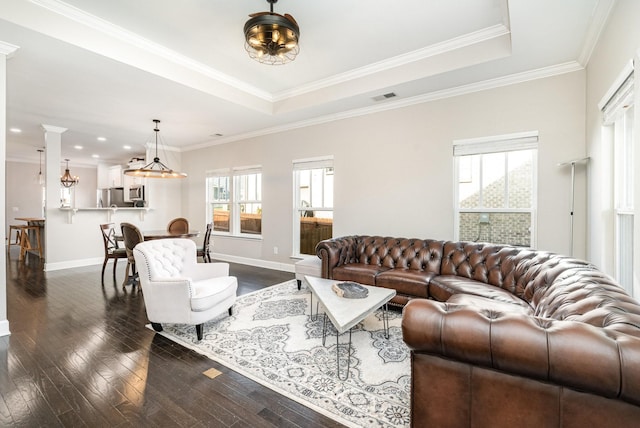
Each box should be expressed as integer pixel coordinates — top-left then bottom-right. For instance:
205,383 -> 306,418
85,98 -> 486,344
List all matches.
206,166 -> 262,237
293,157 -> 333,256
453,132 -> 538,247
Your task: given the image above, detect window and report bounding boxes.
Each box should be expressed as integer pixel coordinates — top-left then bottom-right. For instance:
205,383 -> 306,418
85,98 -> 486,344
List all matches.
206,167 -> 262,236
293,157 -> 334,256
601,64 -> 634,295
453,132 -> 538,247
236,169 -> 262,235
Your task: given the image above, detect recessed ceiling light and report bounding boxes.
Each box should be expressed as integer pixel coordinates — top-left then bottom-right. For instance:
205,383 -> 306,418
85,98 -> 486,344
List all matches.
92,154 -> 100,158
9,128 -> 21,133
123,145 -> 132,150
74,145 -> 83,150
97,137 -> 107,142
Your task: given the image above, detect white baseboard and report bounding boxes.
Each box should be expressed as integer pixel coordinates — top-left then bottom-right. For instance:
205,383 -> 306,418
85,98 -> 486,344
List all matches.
211,252 -> 296,273
45,257 -> 104,272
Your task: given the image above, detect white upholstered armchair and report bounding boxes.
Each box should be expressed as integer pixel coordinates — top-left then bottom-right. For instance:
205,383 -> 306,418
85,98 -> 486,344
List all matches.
133,238 -> 237,340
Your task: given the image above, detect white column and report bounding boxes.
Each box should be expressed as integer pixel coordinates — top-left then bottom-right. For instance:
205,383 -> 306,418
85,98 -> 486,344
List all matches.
0,41 -> 20,337
42,125 -> 67,270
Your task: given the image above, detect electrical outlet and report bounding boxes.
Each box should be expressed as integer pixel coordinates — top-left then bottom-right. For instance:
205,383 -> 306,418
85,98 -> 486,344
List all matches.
273,246 -> 278,255
479,213 -> 490,224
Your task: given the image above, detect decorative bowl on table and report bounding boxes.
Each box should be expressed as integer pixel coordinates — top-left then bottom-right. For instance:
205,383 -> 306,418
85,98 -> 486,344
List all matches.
332,282 -> 369,299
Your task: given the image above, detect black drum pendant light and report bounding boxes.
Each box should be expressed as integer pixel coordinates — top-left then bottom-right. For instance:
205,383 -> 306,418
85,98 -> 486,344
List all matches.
244,0 -> 300,65
123,120 -> 187,179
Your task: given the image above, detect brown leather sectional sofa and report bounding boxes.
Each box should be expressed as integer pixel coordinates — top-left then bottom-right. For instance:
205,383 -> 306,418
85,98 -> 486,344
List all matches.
316,235 -> 640,427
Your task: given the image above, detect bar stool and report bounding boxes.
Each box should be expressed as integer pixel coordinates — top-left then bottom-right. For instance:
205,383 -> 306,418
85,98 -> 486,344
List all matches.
8,225 -> 23,248
19,225 -> 43,260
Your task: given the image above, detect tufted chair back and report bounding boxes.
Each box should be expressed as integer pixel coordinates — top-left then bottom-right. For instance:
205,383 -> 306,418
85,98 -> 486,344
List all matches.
136,238 -> 197,280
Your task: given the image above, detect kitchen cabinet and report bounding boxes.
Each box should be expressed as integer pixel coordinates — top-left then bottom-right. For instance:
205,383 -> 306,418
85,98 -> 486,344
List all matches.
108,165 -> 123,187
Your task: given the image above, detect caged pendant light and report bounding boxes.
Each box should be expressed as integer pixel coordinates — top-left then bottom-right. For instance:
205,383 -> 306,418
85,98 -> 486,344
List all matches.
244,0 -> 300,65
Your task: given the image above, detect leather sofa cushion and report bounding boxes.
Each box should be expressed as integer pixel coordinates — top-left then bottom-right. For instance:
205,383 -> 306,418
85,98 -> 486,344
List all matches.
447,293 -> 533,315
429,274 -> 529,308
332,263 -> 388,285
376,269 -> 436,300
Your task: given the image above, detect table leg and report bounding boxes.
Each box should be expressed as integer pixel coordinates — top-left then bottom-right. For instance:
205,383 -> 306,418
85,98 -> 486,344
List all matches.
309,292 -> 321,322
322,313 -> 328,345
336,329 -> 353,381
382,303 -> 390,339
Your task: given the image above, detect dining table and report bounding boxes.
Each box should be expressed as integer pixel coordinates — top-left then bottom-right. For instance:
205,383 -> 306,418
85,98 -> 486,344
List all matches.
140,230 -> 200,240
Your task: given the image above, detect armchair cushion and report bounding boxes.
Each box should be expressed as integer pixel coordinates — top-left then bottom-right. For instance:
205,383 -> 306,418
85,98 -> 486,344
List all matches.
191,276 -> 237,312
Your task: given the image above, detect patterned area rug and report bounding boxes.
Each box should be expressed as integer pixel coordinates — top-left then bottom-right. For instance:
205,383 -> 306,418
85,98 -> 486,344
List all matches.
154,279 -> 411,427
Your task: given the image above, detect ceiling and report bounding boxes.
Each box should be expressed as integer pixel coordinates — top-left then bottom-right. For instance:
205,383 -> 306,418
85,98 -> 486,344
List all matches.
1,0 -> 609,166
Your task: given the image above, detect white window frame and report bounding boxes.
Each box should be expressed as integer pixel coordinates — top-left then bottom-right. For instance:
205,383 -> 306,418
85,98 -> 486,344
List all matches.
600,62 -> 634,295
293,156 -> 334,258
452,131 -> 538,247
206,168 -> 231,234
206,166 -> 263,238
233,166 -> 262,237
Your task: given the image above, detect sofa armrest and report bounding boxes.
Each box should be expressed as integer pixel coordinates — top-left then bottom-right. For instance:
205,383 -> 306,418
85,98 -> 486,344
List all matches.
315,236 -> 361,279
402,298 -> 640,406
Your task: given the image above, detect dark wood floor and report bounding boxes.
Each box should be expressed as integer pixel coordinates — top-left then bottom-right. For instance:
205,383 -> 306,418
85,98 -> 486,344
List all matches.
1,248 -> 345,427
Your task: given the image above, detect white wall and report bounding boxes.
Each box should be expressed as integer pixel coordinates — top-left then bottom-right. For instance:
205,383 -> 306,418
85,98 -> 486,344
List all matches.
4,149 -> 186,270
5,160 -> 44,234
585,0 -> 640,294
182,71 -> 587,270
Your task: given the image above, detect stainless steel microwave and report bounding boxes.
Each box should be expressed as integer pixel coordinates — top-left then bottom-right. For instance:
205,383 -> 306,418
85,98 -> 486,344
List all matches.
129,185 -> 145,201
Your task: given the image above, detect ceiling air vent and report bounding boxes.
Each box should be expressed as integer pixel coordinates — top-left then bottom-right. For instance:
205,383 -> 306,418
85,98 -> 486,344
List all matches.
372,92 -> 397,102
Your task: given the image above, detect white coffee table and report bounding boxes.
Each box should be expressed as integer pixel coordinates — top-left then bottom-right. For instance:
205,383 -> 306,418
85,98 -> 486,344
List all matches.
305,275 -> 396,380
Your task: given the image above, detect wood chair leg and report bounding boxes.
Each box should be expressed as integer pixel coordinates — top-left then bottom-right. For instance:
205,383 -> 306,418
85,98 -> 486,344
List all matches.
196,324 -> 203,341
123,262 -> 131,287
101,259 -> 108,282
112,258 -> 118,280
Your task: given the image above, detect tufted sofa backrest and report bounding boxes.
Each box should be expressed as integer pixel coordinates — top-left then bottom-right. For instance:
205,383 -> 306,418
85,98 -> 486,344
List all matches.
353,236 -> 444,272
134,238 -> 197,280
317,236 -> 640,336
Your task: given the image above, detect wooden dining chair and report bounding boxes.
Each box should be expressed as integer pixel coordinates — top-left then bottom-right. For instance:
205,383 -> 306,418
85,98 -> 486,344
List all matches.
120,222 -> 144,286
197,223 -> 213,263
99,223 -> 128,283
167,217 -> 189,234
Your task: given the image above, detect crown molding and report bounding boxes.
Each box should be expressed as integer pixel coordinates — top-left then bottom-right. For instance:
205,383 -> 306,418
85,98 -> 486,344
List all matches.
273,24 -> 511,102
25,0 -> 514,109
41,124 -> 68,133
29,0 -> 272,101
0,40 -> 20,57
577,0 -> 616,66
186,61 -> 584,152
